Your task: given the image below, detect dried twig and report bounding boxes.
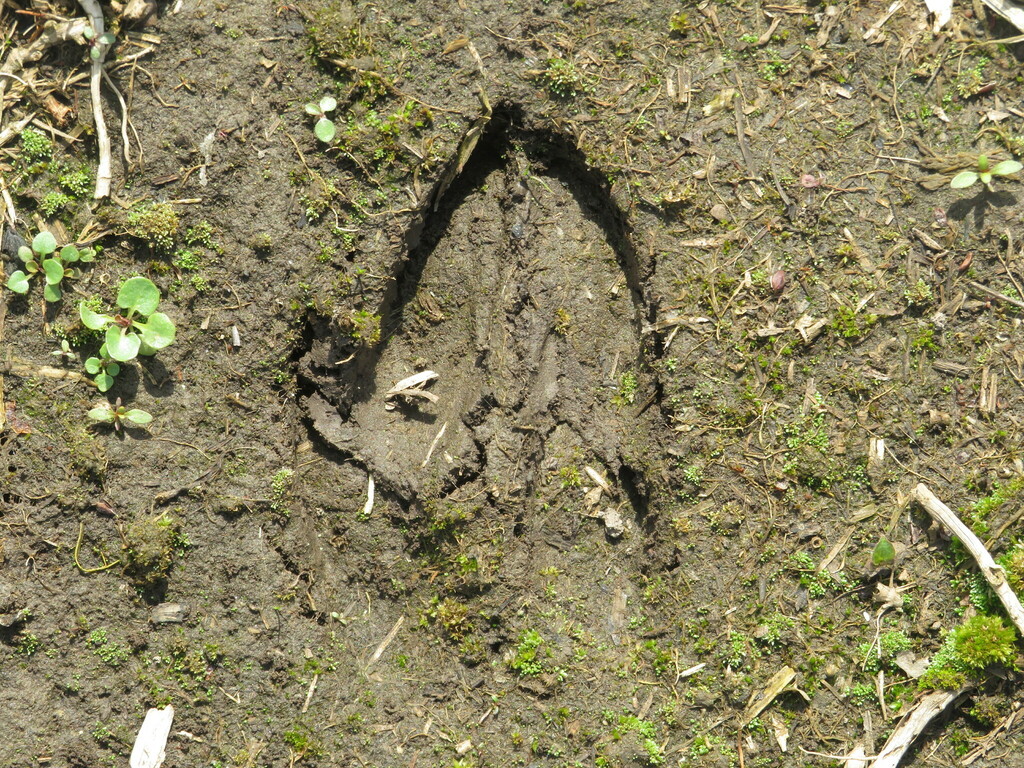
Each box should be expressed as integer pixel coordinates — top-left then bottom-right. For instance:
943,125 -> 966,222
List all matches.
867,688 -> 965,768
967,280 -> 1024,311
367,615 -> 404,666
912,483 -> 1024,634
78,0 -> 113,198
867,483 -> 1024,768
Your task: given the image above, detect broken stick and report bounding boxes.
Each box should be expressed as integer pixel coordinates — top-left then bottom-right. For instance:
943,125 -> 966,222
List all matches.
867,688 -> 965,768
867,482 -> 1024,768
78,0 -> 113,198
912,483 -> 1024,635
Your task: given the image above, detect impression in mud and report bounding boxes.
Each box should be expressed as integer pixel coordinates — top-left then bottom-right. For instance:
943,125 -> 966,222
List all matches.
302,106 -> 662,530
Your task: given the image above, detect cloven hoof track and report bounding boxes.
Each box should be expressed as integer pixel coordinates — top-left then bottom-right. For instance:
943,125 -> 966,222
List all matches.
301,106 -> 659,523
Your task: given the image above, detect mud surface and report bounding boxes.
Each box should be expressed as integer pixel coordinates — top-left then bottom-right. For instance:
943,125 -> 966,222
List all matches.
4,1 -> 1024,767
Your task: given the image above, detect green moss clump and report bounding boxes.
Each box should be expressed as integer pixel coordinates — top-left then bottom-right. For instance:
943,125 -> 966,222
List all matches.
307,1 -> 373,61
123,515 -> 179,588
127,202 -> 180,252
1002,544 -> 1024,594
919,614 -> 1017,690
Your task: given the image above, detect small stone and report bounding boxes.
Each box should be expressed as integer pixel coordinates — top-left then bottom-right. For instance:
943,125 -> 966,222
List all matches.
601,508 -> 626,538
709,203 -> 730,222
150,603 -> 189,624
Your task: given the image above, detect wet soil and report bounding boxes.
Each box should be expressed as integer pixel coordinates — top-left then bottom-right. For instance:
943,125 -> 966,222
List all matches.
4,1 -> 1024,767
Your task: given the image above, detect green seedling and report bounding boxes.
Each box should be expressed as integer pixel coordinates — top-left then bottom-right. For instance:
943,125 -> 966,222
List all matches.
84,346 -> 121,392
305,96 -> 337,143
88,397 -> 152,432
950,154 -> 1023,190
51,339 -> 77,363
6,232 -> 95,301
872,536 -> 896,566
79,277 -> 176,362
82,27 -> 115,61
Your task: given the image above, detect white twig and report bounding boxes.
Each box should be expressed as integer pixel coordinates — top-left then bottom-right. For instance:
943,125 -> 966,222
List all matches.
78,0 -> 112,198
362,474 -> 375,517
101,68 -> 132,164
913,483 -> 1024,635
866,481 -> 1024,768
367,615 -> 404,666
421,422 -> 447,468
868,688 -> 965,768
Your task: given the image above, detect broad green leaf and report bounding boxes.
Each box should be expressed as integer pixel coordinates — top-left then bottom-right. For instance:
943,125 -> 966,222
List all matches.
78,247 -> 96,263
107,362 -> 120,376
319,96 -> 337,113
125,409 -> 153,425
80,303 -> 114,330
7,271 -> 30,293
950,171 -> 978,189
32,231 -> 57,255
136,312 -> 176,353
85,357 -> 102,374
991,160 -> 1023,177
94,372 -> 114,392
304,103 -> 322,116
977,155 -> 990,173
43,282 -> 61,302
117,276 -> 161,315
87,405 -> 114,422
979,172 -> 993,184
42,258 -> 64,285
60,244 -> 80,263
18,246 -> 33,263
105,326 -> 141,362
314,118 -> 336,143
99,33 -> 115,45
872,536 -> 896,566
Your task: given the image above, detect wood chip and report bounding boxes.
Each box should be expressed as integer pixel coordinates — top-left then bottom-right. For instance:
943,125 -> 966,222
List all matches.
742,665 -> 796,725
130,706 -> 175,768
384,370 -> 439,410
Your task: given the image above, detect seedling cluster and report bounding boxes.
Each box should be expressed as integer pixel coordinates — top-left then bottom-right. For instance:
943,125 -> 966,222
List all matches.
80,277 -> 176,362
6,231 -> 96,301
6,225 -> 178,413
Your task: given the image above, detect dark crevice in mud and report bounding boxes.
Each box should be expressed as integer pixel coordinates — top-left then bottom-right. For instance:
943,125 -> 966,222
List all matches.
617,464 -> 651,533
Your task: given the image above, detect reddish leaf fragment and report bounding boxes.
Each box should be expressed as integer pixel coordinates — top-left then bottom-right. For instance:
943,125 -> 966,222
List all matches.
4,401 -> 32,435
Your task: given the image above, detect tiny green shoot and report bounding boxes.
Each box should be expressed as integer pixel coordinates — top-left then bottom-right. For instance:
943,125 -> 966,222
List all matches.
872,536 -> 896,566
82,27 -> 116,61
950,154 -> 1023,190
84,345 -> 122,392
51,339 -> 77,363
79,277 -> 176,362
87,397 -> 152,432
304,96 -> 337,143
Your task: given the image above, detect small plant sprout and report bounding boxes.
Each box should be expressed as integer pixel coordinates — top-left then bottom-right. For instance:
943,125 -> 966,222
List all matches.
79,277 -> 176,362
6,232 -> 96,301
51,339 -> 77,363
872,536 -> 896,567
87,397 -> 152,432
82,27 -> 116,61
304,96 -> 337,143
84,345 -> 121,392
950,155 -> 1023,190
